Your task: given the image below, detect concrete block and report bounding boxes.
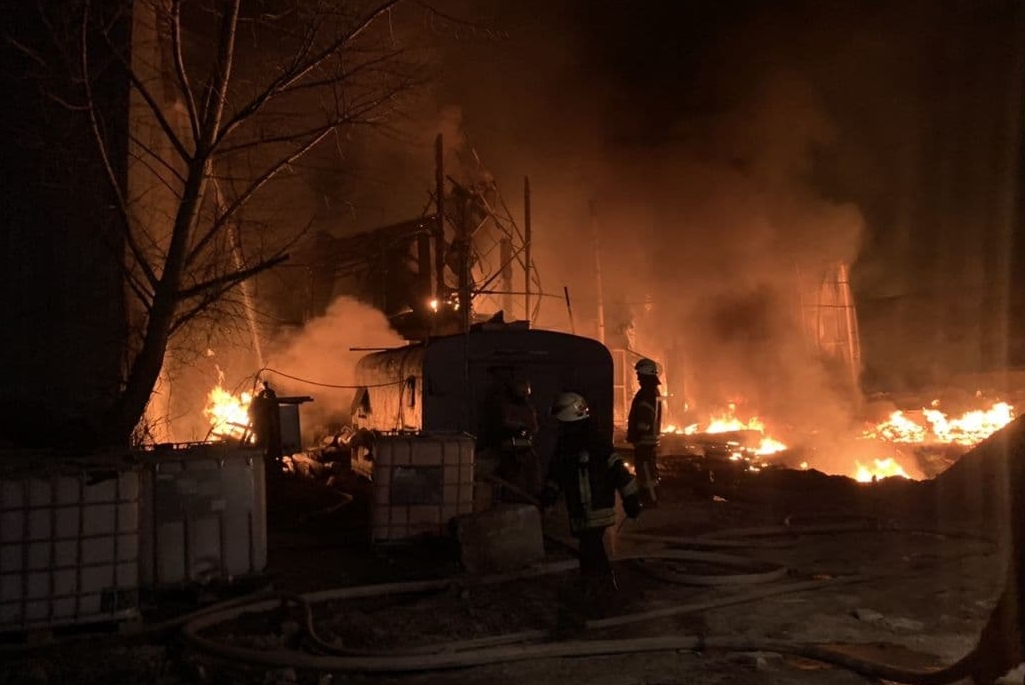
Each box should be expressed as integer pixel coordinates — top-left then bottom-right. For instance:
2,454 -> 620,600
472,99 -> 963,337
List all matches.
456,504 -> 545,574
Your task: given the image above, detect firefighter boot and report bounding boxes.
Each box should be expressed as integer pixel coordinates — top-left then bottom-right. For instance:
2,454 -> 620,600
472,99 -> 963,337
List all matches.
584,573 -> 620,619
552,581 -> 588,638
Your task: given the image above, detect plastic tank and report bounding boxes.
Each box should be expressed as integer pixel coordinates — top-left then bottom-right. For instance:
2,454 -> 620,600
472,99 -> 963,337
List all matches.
366,433 -> 475,542
136,443 -> 266,587
0,453 -> 141,631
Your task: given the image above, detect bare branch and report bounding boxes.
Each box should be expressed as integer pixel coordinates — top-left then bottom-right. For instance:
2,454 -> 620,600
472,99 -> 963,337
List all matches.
126,131 -> 187,187
42,91 -> 92,111
168,0 -> 201,145
82,3 -> 193,164
213,0 -> 403,148
6,36 -> 48,66
170,253 -> 290,332
197,0 -> 241,151
81,0 -> 160,290
413,0 -> 508,40
186,121 -> 338,265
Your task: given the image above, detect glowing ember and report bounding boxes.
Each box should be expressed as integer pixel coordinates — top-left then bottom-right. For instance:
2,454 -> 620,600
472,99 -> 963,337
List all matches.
204,384 -> 253,441
854,457 -> 911,483
868,410 -> 928,443
754,436 -> 788,455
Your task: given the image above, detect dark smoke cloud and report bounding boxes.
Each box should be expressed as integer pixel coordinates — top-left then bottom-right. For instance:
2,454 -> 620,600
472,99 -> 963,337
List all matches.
163,0 -> 1020,473
370,0 -> 1021,460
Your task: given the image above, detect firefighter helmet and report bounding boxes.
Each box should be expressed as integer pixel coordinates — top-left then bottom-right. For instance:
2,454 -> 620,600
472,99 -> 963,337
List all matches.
634,358 -> 660,377
551,391 -> 590,422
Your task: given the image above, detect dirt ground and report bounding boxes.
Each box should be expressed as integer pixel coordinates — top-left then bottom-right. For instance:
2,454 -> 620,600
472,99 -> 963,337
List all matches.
0,449 -> 1009,685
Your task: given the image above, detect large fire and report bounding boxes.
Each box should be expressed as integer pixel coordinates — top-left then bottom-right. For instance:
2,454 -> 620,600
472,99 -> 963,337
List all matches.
852,400 -> 1014,483
865,401 -> 1014,447
662,399 -> 1014,484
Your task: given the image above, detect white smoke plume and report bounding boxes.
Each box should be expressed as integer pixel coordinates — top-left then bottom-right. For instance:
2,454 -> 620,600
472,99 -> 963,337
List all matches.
262,296 -> 406,441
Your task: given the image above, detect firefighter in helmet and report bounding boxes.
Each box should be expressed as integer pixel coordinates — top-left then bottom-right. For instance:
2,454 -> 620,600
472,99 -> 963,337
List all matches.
627,358 -> 663,507
248,380 -> 283,474
540,391 -> 641,619
491,373 -> 541,498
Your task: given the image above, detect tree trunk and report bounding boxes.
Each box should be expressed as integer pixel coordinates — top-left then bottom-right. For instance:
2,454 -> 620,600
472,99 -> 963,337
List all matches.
99,160 -> 211,446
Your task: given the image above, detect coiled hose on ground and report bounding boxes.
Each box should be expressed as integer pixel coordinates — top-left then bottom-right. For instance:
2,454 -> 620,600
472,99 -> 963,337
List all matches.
180,512 -> 992,684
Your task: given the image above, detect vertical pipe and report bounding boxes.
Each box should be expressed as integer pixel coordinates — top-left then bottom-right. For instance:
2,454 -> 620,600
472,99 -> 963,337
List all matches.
457,200 -> 471,334
564,286 -> 576,334
524,176 -> 532,325
590,200 -> 606,344
434,134 -> 446,306
418,230 -> 433,305
500,237 -> 513,315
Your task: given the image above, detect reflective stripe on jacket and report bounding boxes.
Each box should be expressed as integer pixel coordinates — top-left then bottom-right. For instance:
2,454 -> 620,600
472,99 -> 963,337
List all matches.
627,386 -> 662,447
546,444 -> 639,534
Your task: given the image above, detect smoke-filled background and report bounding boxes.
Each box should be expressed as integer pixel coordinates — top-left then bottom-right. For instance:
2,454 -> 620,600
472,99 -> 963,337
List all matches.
151,0 -> 1023,459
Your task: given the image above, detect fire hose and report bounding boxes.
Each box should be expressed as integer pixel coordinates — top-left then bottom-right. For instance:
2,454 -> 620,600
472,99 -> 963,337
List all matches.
179,514 -> 992,684
179,561 -> 978,684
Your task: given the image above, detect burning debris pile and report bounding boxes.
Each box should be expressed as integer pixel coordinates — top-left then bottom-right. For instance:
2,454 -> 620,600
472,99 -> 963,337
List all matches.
659,398 -> 1016,484
855,399 -> 1016,481
659,404 -> 789,477
204,382 -> 255,442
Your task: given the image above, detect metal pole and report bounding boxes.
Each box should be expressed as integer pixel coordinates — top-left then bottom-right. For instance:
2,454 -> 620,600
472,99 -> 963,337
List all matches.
434,134 -> 446,307
524,176 -> 532,325
590,200 -> 606,344
563,286 -> 576,334
457,199 -> 471,334
500,237 -> 513,315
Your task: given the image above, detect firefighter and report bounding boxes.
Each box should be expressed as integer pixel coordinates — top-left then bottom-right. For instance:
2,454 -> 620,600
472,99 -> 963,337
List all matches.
491,374 -> 541,498
627,358 -> 663,508
248,380 -> 283,474
540,391 -> 641,620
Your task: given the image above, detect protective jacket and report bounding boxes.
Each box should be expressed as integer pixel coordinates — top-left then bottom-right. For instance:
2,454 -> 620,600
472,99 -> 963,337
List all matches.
542,432 -> 639,534
627,384 -> 662,448
498,395 -> 539,450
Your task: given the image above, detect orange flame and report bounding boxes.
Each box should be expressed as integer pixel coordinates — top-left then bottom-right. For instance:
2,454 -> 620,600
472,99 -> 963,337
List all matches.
864,401 -> 1014,446
203,384 -> 253,441
853,400 -> 1013,482
664,403 -> 789,456
854,457 -> 911,483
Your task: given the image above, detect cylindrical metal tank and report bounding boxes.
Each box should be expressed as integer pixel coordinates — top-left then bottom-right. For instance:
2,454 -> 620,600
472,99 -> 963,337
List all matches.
136,443 -> 267,587
0,452 -> 141,632
353,324 -> 615,462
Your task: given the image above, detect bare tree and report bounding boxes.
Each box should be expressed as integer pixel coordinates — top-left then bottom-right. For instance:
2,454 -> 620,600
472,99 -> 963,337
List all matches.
14,0 -> 427,445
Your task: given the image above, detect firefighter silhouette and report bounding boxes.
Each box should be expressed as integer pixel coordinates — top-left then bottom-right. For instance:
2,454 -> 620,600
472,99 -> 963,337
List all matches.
627,358 -> 663,507
248,380 -> 282,468
541,391 -> 641,622
485,371 -> 541,499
